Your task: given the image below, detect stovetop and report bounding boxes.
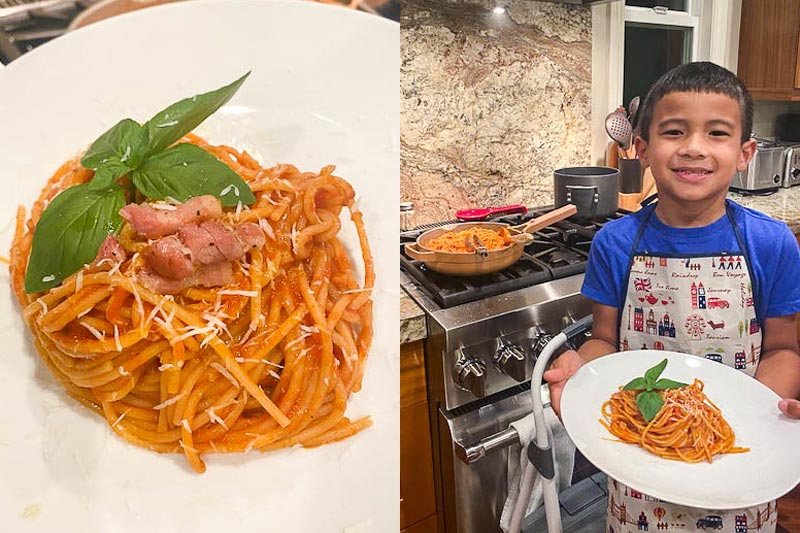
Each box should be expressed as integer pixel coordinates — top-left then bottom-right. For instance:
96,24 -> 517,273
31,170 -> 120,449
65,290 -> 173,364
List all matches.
400,206 -> 628,309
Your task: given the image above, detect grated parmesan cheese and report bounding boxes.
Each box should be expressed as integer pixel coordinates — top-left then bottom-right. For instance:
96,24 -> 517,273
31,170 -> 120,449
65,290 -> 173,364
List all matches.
107,258 -> 123,277
268,370 -> 281,380
118,366 -> 130,376
180,419 -> 192,433
41,275 -> 55,283
153,393 -> 185,410
342,288 -> 371,294
299,324 -> 319,334
289,224 -> 298,254
206,407 -> 229,430
75,270 -> 83,291
112,410 -> 129,428
170,325 -> 216,344
37,299 -> 48,314
258,218 -> 275,240
285,331 -> 311,348
151,202 -> 177,211
210,362 -> 240,389
113,324 -> 122,352
79,321 -> 104,340
217,289 -> 258,298
158,363 -> 175,371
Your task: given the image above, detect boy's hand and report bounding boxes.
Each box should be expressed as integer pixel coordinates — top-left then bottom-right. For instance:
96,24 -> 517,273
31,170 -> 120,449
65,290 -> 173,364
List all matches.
543,349 -> 585,418
778,399 -> 800,419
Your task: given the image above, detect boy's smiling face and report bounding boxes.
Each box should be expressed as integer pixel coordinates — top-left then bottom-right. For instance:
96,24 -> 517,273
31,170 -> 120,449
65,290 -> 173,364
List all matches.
636,91 -> 756,222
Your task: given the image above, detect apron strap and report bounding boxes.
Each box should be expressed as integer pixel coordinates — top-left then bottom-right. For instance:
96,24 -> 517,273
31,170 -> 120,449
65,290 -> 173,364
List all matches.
616,206 -> 656,347
726,201 -> 763,330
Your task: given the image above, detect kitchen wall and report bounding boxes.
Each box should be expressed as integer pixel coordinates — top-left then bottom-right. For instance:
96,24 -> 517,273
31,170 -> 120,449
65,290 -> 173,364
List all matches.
401,0 -> 592,224
752,101 -> 800,140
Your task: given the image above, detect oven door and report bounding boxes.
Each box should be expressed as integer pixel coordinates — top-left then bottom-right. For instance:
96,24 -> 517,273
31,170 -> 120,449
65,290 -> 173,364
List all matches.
439,386 -> 607,533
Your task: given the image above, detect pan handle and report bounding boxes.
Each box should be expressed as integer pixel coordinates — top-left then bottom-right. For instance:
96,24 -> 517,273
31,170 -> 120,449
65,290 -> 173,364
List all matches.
565,185 -> 599,219
404,242 -> 435,260
512,204 -> 578,235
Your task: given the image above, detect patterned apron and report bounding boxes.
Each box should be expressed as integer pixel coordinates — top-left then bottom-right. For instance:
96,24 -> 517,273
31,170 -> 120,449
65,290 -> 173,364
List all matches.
606,205 -> 777,533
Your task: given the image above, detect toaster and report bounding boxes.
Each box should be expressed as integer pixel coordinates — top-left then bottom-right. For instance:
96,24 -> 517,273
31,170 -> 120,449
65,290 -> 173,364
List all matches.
783,145 -> 800,188
730,141 -> 785,192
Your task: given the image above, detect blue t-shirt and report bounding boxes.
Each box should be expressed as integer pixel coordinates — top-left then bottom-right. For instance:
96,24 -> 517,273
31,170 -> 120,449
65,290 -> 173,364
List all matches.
582,200 -> 800,322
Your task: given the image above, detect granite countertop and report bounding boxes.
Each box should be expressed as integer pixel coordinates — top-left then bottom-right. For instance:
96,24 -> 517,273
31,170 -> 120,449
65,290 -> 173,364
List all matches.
728,187 -> 800,233
400,289 -> 426,344
399,188 -> 800,343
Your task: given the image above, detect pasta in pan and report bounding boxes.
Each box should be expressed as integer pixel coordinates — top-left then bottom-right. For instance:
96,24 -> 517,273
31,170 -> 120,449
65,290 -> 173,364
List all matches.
9,134 -> 374,473
600,379 -> 748,463
425,226 -> 513,253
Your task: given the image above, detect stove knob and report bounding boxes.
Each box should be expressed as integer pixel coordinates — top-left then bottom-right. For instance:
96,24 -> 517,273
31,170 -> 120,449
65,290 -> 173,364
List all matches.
453,356 -> 488,398
494,340 -> 527,382
531,333 -> 554,360
531,333 -> 572,362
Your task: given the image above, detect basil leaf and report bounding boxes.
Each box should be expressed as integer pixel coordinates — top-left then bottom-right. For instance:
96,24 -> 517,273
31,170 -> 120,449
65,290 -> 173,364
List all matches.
88,159 -> 132,190
131,143 -> 255,207
144,72 -> 250,156
636,391 -> 664,422
644,358 -> 668,387
24,184 -> 126,293
653,378 -> 689,390
622,377 -> 649,390
81,119 -> 148,169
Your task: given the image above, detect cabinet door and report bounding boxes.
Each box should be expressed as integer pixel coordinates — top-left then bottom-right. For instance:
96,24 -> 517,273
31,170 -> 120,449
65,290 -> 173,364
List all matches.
400,340 -> 438,530
738,0 -> 800,100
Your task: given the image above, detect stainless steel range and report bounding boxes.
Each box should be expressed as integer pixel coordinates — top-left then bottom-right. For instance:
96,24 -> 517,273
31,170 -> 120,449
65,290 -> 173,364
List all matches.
401,207 -> 630,533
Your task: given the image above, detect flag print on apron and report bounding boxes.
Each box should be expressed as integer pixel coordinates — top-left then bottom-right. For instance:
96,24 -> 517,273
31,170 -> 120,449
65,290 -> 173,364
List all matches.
607,205 -> 777,533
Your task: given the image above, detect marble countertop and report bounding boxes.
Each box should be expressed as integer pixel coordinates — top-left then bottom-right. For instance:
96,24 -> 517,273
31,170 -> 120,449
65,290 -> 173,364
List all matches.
399,187 -> 800,343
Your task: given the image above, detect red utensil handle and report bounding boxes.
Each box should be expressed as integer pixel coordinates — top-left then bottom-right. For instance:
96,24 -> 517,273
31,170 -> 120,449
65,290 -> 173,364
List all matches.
486,204 -> 528,216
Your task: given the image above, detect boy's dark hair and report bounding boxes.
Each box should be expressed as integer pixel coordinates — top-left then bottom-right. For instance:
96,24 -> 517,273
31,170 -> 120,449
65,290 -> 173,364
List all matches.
637,61 -> 753,144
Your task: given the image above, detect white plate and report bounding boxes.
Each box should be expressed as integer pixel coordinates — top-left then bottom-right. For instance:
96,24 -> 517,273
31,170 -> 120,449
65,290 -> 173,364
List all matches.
0,2 -> 399,532
561,350 -> 800,509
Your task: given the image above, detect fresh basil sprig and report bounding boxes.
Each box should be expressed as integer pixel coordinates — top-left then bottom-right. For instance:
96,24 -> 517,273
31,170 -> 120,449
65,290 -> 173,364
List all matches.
25,184 -> 126,293
24,73 -> 255,294
622,358 -> 688,422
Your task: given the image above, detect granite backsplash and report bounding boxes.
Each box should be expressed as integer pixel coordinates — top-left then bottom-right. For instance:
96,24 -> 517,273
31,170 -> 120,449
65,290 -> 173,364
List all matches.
401,0 -> 593,225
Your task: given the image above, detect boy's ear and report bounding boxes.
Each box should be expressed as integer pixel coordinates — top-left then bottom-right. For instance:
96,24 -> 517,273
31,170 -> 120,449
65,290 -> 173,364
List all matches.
634,135 -> 649,168
737,138 -> 757,172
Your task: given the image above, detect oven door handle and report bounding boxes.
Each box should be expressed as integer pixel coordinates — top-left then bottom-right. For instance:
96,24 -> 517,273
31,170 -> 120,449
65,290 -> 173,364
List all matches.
454,427 -> 520,464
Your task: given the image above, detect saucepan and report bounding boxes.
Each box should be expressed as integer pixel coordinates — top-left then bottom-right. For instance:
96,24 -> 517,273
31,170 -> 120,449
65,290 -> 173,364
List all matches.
554,166 -> 619,220
404,204 -> 577,276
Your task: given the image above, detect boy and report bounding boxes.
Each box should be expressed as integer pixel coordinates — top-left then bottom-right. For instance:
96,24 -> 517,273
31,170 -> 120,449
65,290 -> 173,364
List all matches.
544,62 -> 800,532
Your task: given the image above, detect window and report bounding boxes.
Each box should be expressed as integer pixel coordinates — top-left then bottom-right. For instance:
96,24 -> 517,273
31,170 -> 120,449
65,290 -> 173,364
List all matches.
623,1 -> 699,115
590,1 -> 739,164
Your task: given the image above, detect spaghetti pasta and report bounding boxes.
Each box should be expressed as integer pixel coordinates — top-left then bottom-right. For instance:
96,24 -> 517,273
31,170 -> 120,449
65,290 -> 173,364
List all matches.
425,226 -> 513,253
599,379 -> 749,463
9,134 -> 374,473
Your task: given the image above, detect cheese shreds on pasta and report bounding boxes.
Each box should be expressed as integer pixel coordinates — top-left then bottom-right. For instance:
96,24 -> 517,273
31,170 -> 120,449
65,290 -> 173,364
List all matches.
9,135 -> 374,473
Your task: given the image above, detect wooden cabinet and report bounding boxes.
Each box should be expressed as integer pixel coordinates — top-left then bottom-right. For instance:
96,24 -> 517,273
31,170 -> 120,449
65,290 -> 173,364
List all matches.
737,0 -> 800,100
400,340 -> 440,532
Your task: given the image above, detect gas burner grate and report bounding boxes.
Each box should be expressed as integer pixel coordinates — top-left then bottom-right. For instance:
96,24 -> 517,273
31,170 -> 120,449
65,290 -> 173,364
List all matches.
400,207 -> 632,309
400,246 -> 553,308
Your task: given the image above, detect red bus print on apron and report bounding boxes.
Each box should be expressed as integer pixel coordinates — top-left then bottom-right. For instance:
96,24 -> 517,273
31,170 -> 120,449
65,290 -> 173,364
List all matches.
607,206 -> 776,533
